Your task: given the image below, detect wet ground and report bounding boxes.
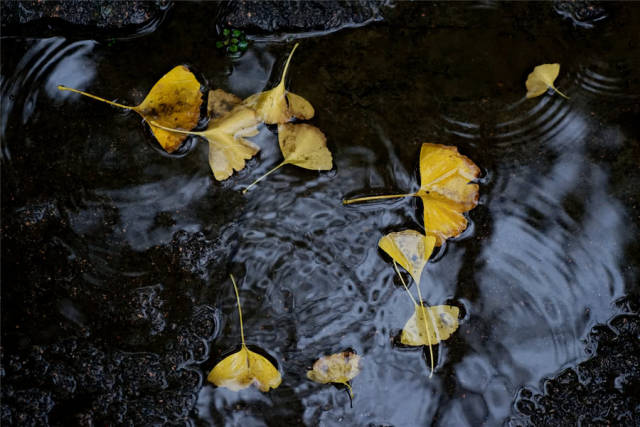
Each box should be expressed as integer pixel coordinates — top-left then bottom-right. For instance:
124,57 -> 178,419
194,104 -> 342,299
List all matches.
1,2 -> 639,426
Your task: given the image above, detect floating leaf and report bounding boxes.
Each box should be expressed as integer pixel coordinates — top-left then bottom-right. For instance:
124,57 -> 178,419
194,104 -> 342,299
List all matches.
307,351 -> 361,398
243,123 -> 332,193
208,89 -> 241,119
207,275 -> 282,392
344,143 -> 480,246
378,230 -> 436,285
58,66 -> 202,153
152,106 -> 260,180
416,143 -> 480,245
525,63 -> 569,99
243,43 -> 314,124
401,304 -> 459,347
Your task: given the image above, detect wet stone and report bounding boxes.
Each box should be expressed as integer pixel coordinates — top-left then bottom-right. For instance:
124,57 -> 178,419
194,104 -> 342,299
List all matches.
553,0 -> 608,28
509,301 -> 640,426
1,1 -> 167,28
0,224 -> 223,425
218,0 -> 385,33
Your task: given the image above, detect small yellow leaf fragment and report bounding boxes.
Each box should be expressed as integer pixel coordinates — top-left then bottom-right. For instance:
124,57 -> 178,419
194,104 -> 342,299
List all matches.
207,345 -> 282,392
243,123 -> 332,193
525,63 -> 569,99
208,89 -> 242,119
417,143 -> 480,246
243,43 -> 315,124
285,92 -> 314,120
378,231 -> 436,285
307,351 -> 361,397
401,305 -> 460,347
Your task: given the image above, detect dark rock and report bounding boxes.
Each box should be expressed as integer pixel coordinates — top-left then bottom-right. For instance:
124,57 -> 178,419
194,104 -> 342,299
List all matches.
1,0 -> 168,28
553,1 -> 608,28
1,217 -> 224,424
217,0 -> 386,33
509,297 -> 640,426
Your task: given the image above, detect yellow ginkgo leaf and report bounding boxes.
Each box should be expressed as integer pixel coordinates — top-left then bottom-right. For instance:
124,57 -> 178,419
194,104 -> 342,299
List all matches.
243,43 -> 314,124
208,89 -> 242,119
152,106 -> 260,180
401,304 -> 459,347
58,65 -> 202,152
207,275 -> 282,392
525,63 -> 569,99
208,346 -> 282,392
344,143 -> 480,246
307,351 -> 361,398
416,143 -> 480,246
378,230 -> 436,285
243,123 -> 332,193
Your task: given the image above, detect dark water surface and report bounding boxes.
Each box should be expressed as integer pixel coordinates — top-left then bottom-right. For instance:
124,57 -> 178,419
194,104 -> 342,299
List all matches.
2,2 -> 639,426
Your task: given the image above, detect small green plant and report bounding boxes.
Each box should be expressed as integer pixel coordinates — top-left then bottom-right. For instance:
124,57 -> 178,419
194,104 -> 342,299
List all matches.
216,28 -> 249,57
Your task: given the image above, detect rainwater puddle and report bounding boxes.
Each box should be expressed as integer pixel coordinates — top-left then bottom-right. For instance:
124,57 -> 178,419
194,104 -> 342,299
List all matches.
2,2 -> 639,426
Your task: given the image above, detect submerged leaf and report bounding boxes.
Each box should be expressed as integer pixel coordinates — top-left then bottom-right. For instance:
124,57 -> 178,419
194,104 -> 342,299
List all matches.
58,66 -> 202,152
243,123 -> 332,193
208,346 -> 282,392
401,305 -> 460,347
152,106 -> 260,180
208,89 -> 242,119
344,143 -> 480,246
307,351 -> 361,397
525,63 -> 569,99
378,231 -> 436,285
243,43 -> 314,124
207,275 -> 282,392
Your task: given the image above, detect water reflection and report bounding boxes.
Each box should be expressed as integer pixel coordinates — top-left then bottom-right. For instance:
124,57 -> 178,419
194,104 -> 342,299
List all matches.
1,37 -> 96,146
1,2 -> 638,426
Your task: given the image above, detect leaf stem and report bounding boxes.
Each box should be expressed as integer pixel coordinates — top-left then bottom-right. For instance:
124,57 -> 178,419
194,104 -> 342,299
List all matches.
57,85 -> 133,110
242,161 -> 287,194
229,274 -> 246,348
414,282 -> 434,378
149,120 -> 204,136
394,261 -> 434,377
393,261 -> 418,307
552,86 -> 570,100
342,193 -> 416,205
342,381 -> 354,399
278,42 -> 299,89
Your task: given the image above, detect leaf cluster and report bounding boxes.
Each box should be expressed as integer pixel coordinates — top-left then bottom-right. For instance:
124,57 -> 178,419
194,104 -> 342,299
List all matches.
343,143 -> 481,376
57,43 -> 333,191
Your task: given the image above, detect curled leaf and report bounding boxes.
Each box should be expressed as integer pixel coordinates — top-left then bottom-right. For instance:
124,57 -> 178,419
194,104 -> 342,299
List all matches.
307,351 -> 361,398
152,106 -> 260,180
207,275 -> 282,392
243,123 -> 332,193
525,63 -> 569,99
58,66 -> 202,152
401,305 -> 460,347
243,43 -> 314,124
208,346 -> 282,392
208,89 -> 242,119
344,143 -> 480,246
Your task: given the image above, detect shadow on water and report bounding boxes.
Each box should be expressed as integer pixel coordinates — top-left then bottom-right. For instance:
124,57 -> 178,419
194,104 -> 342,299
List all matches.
1,2 -> 639,426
